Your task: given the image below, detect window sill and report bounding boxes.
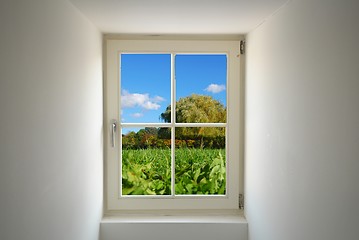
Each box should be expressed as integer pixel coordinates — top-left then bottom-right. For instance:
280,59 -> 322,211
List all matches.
100,210 -> 247,240
102,209 -> 246,223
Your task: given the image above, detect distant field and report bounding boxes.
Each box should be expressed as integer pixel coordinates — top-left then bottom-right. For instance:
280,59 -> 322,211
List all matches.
122,148 -> 226,195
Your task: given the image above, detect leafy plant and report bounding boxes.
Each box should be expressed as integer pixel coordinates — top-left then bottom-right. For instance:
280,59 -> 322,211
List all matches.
122,149 -> 171,195
122,148 -> 226,195
175,148 -> 226,195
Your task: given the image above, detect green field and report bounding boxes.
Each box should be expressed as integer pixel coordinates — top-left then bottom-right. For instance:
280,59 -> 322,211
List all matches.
122,148 -> 226,195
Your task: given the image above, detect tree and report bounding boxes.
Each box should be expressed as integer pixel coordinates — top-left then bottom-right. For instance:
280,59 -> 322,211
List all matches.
143,127 -> 158,136
136,128 -> 158,148
161,94 -> 226,124
122,131 -> 137,149
160,94 -> 226,148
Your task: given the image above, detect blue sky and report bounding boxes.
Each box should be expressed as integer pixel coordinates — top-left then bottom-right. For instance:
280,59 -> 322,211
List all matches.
120,53 -> 227,125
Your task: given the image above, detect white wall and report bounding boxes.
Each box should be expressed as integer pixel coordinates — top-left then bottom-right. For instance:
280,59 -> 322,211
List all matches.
245,0 -> 359,240
0,1 -> 103,240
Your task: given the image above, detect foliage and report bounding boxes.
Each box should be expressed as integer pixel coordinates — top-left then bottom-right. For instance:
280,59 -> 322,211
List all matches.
175,148 -> 226,194
160,94 -> 226,147
122,94 -> 226,149
122,148 -> 226,195
121,95 -> 227,195
122,129 -> 225,149
160,94 -> 226,124
122,148 -> 171,195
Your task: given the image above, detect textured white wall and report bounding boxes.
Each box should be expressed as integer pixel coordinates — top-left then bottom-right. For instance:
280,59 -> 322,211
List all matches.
245,0 -> 359,240
0,1 -> 103,240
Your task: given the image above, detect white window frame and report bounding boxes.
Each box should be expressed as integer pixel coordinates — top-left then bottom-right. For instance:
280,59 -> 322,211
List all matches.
105,39 -> 242,211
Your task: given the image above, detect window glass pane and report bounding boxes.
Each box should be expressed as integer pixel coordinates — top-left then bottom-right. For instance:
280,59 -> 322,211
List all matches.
120,54 -> 171,123
121,127 -> 171,195
175,127 -> 226,195
175,54 -> 227,123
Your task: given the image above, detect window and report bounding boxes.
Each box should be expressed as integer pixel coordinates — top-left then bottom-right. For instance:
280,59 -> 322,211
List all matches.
105,39 -> 242,210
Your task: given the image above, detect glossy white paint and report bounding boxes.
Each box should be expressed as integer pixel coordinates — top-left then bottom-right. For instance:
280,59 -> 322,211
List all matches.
0,1 -> 103,240
245,0 -> 359,240
69,0 -> 288,34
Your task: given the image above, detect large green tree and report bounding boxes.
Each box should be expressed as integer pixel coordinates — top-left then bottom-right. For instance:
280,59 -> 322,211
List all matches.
160,94 -> 226,147
160,94 -> 226,124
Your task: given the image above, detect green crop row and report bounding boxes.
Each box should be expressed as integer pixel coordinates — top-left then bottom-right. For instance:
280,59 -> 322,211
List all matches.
122,148 -> 226,195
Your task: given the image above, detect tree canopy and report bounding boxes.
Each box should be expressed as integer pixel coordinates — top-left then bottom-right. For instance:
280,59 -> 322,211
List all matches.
160,94 -> 226,124
160,94 -> 226,147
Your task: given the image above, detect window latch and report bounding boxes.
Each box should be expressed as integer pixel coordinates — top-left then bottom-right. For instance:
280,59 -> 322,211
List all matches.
111,120 -> 117,148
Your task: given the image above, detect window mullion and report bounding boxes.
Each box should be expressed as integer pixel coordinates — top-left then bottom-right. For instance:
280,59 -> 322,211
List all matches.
171,53 -> 176,197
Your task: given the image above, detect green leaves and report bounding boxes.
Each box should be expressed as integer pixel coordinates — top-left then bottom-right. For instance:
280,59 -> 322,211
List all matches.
122,148 -> 226,196
122,149 -> 171,195
161,94 -> 226,124
175,149 -> 226,195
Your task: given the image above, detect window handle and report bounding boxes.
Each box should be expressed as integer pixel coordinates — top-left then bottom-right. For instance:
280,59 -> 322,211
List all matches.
111,120 -> 117,148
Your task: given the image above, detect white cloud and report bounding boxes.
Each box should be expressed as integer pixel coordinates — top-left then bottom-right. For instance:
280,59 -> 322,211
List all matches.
205,84 -> 226,93
142,101 -> 161,110
121,90 -> 148,108
121,90 -> 165,110
131,113 -> 144,118
152,95 -> 165,102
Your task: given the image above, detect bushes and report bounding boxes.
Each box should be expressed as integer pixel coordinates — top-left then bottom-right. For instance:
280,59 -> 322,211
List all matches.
122,133 -> 225,149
